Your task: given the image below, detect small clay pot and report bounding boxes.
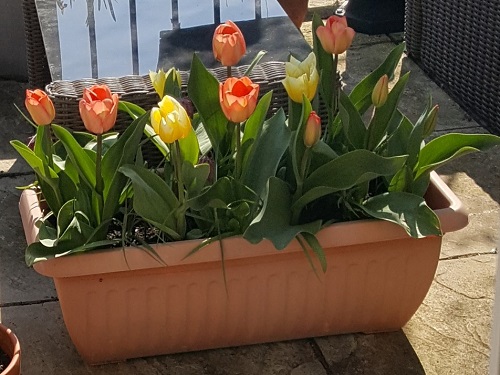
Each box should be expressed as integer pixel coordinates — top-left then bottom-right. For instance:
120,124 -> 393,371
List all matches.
0,324 -> 21,375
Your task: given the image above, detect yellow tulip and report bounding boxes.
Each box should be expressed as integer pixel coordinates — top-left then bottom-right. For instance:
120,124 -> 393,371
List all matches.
282,52 -> 319,103
149,69 -> 167,98
150,95 -> 191,144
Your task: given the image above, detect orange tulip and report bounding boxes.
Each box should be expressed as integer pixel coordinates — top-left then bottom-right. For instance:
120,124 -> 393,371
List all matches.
79,85 -> 119,135
316,16 -> 355,55
304,111 -> 321,148
219,77 -> 259,123
25,89 -> 55,126
212,20 -> 246,67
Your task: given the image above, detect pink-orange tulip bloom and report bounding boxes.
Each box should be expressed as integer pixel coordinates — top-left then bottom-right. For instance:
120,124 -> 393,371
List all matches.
212,20 -> 246,67
316,16 -> 355,55
79,85 -> 119,135
219,77 -> 259,123
25,89 -> 55,126
304,111 -> 321,148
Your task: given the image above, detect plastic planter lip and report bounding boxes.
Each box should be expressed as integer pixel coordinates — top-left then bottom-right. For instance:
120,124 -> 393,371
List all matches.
18,171 -> 468,364
22,172 -> 468,278
0,324 -> 21,375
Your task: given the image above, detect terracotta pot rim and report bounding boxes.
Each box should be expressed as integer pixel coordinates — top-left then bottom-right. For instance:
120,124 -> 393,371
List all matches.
0,324 -> 21,375
21,171 -> 468,278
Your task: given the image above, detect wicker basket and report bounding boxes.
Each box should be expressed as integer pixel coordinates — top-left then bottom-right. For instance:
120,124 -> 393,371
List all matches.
405,0 -> 500,134
46,62 -> 330,164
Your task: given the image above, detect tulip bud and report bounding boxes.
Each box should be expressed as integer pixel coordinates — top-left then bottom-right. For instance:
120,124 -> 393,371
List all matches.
219,76 -> 259,123
316,16 -> 355,55
304,111 -> 321,148
25,89 -> 55,126
150,95 -> 192,144
212,20 -> 246,67
372,75 -> 389,108
423,104 -> 439,138
79,85 -> 119,135
282,52 -> 319,103
149,69 -> 167,98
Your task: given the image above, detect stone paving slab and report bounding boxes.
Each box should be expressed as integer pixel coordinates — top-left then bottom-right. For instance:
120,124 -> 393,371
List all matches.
0,175 -> 57,304
405,255 -> 496,375
0,80 -> 31,174
1,300 -> 428,374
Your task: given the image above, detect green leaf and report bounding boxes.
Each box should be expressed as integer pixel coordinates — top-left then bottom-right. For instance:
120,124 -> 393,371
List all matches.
241,109 -> 291,198
101,113 -> 148,223
366,72 -> 410,150
349,43 -> 405,114
119,100 -> 147,120
294,151 -> 407,214
243,177 -> 322,249
304,150 -> 407,192
361,191 -> 442,238
415,133 -> 500,180
188,176 -> 258,211
243,50 -> 267,76
51,124 -> 97,190
34,125 -> 53,166
312,13 -> 334,113
119,164 -> 183,239
10,140 -> 58,179
178,127 -> 200,165
291,97 -> 313,186
25,238 -> 119,266
309,140 -> 338,174
10,140 -> 62,212
145,124 -> 169,159
182,161 -> 210,198
301,232 -> 327,273
386,113 -> 413,157
188,54 -> 229,157
242,91 -> 272,144
338,90 -> 366,149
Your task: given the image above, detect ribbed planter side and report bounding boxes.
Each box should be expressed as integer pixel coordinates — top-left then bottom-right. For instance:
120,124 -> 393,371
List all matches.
19,173 -> 468,364
0,324 -> 21,375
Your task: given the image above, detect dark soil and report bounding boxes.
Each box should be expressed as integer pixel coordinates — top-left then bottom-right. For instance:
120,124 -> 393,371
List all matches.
0,348 -> 10,372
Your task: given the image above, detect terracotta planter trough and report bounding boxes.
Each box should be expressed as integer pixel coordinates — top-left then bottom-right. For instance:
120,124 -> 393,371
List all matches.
19,172 -> 468,364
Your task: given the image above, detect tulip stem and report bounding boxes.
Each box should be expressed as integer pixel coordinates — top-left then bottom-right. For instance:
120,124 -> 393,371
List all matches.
227,66 -> 232,78
173,140 -> 186,235
292,148 -> 311,224
332,54 -> 339,116
234,121 -> 242,179
95,134 -> 104,223
326,54 -> 339,144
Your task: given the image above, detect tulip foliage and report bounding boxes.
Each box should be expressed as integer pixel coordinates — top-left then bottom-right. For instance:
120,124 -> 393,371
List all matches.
12,15 -> 500,269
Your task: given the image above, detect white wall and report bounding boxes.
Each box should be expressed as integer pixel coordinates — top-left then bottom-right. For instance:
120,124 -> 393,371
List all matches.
0,0 -> 28,80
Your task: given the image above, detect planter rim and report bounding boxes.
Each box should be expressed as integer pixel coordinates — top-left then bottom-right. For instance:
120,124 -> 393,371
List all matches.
0,324 -> 21,375
20,171 -> 468,278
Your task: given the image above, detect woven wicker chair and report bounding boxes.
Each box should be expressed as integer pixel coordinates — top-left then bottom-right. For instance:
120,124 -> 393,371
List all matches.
405,0 -> 500,134
22,0 -> 52,89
